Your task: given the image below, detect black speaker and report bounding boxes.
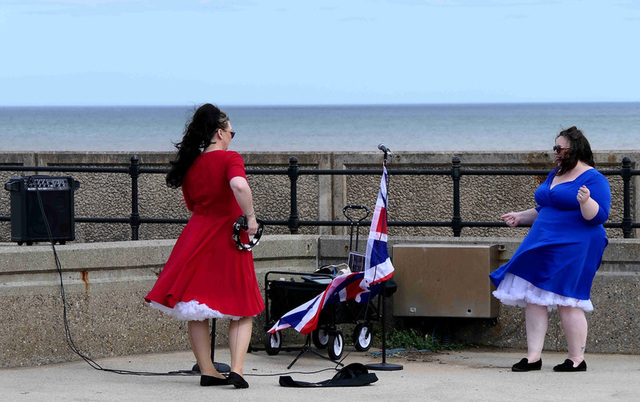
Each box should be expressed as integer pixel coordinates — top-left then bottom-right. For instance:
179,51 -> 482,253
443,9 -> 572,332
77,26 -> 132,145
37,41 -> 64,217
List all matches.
4,175 -> 80,245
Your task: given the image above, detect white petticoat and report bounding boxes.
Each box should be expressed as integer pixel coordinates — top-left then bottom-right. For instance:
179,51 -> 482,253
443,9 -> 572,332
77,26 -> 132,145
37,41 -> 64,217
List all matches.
493,273 -> 593,312
149,300 -> 241,321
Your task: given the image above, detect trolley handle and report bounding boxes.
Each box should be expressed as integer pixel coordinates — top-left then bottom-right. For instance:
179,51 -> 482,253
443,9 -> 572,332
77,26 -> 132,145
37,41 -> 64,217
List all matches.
342,204 -> 370,223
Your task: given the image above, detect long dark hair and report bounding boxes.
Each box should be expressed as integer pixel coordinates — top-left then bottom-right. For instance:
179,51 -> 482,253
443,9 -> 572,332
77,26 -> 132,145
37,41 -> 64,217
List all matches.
555,126 -> 595,175
166,104 -> 229,188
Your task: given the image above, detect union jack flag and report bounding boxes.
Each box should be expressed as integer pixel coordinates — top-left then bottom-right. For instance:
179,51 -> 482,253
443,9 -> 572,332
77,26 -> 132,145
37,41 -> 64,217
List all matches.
269,166 -> 394,335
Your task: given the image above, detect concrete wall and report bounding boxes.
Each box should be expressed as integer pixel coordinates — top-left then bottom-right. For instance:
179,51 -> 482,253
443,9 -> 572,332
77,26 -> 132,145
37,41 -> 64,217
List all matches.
0,235 -> 318,368
319,236 -> 640,355
1,151 -> 638,367
1,234 -> 638,368
1,151 -> 638,242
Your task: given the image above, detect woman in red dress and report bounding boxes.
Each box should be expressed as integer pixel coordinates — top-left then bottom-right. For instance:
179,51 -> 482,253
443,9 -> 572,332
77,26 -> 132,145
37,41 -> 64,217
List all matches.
145,104 -> 264,388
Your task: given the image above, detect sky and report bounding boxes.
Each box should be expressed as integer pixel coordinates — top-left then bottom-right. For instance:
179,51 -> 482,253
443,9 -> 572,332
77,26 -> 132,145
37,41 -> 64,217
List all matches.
1,0 -> 639,106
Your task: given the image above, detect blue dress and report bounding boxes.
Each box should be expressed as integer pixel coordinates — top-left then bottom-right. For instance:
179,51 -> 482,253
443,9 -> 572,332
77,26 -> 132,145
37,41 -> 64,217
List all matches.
489,168 -> 611,302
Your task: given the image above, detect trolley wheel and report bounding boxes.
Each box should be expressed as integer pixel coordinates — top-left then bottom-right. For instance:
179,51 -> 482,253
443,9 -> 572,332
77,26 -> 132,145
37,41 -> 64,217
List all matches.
327,331 -> 344,361
312,328 -> 330,349
353,323 -> 372,352
264,331 -> 281,355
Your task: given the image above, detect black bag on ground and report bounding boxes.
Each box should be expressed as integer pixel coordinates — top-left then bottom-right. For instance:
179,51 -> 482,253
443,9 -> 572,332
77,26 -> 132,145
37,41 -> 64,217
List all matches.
279,363 -> 378,387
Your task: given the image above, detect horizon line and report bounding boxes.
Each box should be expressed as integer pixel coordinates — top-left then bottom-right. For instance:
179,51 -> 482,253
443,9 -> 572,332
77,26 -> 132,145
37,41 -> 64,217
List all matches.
1,100 -> 640,108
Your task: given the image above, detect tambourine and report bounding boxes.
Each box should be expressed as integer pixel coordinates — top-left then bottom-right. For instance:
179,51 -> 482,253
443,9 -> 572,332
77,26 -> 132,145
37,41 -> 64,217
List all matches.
232,215 -> 265,251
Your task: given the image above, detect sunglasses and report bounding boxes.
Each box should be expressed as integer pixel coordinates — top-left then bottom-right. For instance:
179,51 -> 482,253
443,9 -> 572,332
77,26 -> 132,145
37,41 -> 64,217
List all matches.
221,128 -> 235,139
553,145 -> 568,153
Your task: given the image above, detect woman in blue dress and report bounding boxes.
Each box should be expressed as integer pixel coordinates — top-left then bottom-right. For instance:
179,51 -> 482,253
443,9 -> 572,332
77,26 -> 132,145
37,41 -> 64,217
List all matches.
490,126 -> 611,372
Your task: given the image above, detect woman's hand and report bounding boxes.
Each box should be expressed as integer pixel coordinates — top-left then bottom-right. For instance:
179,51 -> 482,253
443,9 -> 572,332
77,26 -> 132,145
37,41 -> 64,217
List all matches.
501,207 -> 539,227
246,215 -> 258,235
501,212 -> 520,227
577,185 -> 600,220
577,185 -> 591,204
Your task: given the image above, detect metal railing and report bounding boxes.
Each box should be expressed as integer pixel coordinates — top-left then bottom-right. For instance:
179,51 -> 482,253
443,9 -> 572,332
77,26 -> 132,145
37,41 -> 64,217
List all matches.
1,155 -> 638,239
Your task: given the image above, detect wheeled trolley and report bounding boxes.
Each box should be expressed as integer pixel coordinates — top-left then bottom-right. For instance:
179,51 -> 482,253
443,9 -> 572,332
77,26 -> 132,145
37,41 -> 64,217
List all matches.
261,270 -> 344,361
259,205 -> 389,362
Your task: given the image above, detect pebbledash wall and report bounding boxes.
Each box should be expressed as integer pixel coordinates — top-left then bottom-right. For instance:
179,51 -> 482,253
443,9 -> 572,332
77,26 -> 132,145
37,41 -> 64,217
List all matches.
0,151 -> 639,367
1,235 -> 638,368
0,150 -> 638,240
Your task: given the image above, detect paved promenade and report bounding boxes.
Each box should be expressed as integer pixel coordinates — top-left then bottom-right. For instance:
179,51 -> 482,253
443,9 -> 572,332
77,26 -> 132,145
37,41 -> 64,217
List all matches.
2,347 -> 639,401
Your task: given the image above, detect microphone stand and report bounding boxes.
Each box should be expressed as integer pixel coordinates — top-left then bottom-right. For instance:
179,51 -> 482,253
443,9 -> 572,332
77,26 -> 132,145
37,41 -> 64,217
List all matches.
366,149 -> 403,372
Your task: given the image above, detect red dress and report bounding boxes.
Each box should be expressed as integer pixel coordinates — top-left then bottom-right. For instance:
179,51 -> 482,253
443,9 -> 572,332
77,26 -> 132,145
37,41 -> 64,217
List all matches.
145,150 -> 265,321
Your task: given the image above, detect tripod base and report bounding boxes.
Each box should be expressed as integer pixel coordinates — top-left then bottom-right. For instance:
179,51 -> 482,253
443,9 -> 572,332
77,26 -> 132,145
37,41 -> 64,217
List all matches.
191,362 -> 231,373
365,362 -> 403,371
287,334 -> 343,370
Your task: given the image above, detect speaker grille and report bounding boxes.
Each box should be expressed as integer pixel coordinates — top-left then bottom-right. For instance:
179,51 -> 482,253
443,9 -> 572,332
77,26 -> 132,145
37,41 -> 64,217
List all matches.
5,175 -> 79,244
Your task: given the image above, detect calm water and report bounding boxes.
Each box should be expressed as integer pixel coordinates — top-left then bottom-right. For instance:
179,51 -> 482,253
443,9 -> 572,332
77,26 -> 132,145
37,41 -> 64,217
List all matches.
0,103 -> 639,152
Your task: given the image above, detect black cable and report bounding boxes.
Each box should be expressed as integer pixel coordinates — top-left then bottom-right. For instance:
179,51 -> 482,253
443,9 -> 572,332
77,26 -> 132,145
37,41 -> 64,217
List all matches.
35,185 -> 195,376
34,179 -> 341,378
247,352 -> 352,377
246,367 -> 338,377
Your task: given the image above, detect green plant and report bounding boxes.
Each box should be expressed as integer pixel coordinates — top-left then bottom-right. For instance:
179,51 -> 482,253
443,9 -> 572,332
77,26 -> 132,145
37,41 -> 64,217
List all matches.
384,329 -> 466,352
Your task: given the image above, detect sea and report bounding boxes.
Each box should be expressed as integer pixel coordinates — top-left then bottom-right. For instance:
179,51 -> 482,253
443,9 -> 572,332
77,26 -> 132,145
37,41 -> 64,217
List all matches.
0,103 -> 639,153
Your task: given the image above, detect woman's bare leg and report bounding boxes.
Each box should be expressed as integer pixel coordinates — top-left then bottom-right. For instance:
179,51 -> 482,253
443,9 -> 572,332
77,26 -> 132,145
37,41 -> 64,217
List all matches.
188,320 -> 224,378
525,303 -> 548,362
228,317 -> 253,376
558,305 -> 588,365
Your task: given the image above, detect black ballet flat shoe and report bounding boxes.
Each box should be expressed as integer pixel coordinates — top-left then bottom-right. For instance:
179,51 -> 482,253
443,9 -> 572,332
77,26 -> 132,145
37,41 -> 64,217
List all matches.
553,359 -> 587,372
200,375 -> 229,386
511,358 -> 542,372
227,371 -> 249,389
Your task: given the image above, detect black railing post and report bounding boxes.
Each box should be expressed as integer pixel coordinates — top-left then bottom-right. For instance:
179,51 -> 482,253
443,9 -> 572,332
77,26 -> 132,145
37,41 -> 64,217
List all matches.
622,156 -> 632,238
129,155 -> 141,240
451,156 -> 462,237
287,156 -> 300,234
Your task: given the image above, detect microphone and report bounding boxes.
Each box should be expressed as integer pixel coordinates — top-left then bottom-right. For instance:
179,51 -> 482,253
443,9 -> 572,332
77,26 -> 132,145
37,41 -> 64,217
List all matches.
378,143 -> 391,155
